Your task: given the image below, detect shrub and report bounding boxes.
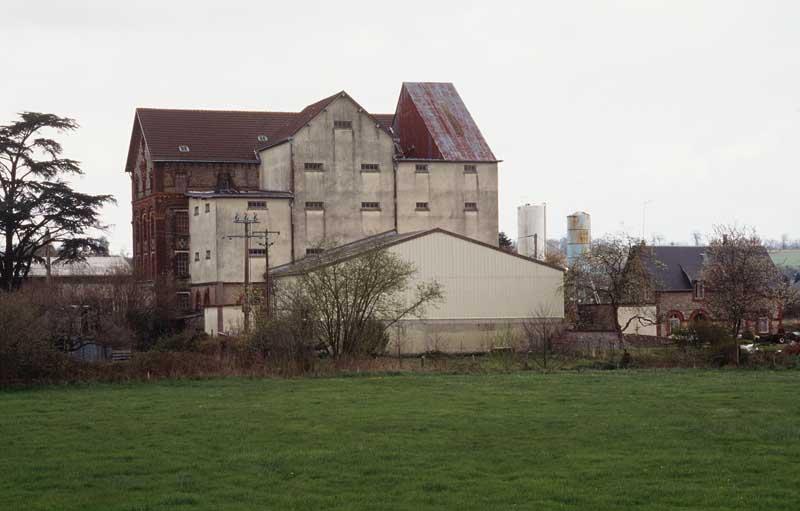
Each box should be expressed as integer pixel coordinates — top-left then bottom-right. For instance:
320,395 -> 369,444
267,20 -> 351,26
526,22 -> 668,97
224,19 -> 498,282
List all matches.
249,315 -> 317,371
152,330 -> 208,352
672,323 -> 733,350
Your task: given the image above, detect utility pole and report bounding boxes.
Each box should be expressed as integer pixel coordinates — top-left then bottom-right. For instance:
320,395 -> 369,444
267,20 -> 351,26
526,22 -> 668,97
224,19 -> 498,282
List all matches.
253,228 -> 280,318
226,213 -> 261,333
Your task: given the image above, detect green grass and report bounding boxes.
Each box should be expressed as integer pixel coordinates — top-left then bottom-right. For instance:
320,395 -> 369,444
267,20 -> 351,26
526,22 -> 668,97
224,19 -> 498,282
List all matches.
2,371 -> 799,510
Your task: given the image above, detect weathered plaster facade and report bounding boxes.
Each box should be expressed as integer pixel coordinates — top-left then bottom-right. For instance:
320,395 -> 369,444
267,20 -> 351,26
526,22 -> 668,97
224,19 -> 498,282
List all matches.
125,83 -> 500,316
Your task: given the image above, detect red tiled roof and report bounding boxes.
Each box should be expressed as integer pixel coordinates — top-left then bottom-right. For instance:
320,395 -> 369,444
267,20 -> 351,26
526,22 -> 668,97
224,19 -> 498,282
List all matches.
394,82 -> 496,162
124,85 -> 495,172
373,114 -> 395,131
131,108 -> 296,169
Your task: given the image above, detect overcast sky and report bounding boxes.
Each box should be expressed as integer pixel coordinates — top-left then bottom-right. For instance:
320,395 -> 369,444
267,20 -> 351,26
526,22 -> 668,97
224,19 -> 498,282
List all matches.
3,0 -> 798,254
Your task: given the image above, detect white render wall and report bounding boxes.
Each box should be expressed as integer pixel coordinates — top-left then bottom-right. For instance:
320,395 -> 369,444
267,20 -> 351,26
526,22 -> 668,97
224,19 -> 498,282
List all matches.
396,161 -> 498,247
188,196 -> 292,285
282,95 -> 397,256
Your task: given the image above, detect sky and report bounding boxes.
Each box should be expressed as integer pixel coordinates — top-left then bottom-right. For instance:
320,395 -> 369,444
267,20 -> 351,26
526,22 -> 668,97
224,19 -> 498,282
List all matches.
2,0 -> 798,254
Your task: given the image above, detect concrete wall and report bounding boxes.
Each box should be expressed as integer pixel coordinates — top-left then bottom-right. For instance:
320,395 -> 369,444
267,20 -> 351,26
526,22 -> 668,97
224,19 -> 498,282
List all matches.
396,161 -> 498,246
259,143 -> 291,192
188,196 -> 293,287
287,95 -> 396,257
388,319 -> 532,354
619,306 -> 658,336
203,305 -> 245,336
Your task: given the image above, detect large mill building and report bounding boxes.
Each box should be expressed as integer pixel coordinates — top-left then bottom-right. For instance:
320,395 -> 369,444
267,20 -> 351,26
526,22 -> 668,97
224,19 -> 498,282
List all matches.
124,83 -> 501,314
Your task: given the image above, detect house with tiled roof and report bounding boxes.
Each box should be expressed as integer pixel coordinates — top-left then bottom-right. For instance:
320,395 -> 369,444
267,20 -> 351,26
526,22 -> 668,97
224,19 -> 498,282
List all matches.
124,83 -> 501,320
640,246 -> 783,336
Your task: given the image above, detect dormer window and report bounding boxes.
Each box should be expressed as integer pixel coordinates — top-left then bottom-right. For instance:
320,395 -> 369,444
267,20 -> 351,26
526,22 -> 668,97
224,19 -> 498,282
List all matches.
693,281 -> 705,300
178,145 -> 190,153
257,135 -> 269,142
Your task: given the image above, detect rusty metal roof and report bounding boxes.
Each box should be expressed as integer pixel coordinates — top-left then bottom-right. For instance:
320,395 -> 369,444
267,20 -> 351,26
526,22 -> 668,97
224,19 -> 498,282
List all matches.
394,82 -> 496,162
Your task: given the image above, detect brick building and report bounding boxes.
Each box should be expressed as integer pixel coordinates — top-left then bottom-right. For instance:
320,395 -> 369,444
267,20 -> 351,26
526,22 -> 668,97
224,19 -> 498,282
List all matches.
124,83 -> 500,314
643,246 -> 782,336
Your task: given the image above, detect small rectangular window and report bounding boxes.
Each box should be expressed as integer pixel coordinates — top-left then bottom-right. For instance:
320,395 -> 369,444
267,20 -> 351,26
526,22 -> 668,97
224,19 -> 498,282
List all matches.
306,248 -> 324,255
193,206 -> 199,216
334,120 -> 352,129
249,248 -> 266,257
205,250 -> 211,260
464,164 -> 477,174
194,252 -> 200,262
178,145 -> 190,153
305,201 -> 324,210
694,281 -> 705,300
204,203 -> 210,213
464,202 -> 478,211
304,162 -> 324,171
361,201 -> 380,210
415,202 -> 429,210
361,163 -> 380,172
415,164 -> 429,173
247,201 -> 267,210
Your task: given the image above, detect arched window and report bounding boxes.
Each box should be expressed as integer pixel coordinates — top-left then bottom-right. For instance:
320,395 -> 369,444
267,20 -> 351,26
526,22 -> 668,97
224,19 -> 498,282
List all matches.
195,291 -> 202,311
690,310 -> 710,324
666,311 -> 684,336
203,289 -> 211,307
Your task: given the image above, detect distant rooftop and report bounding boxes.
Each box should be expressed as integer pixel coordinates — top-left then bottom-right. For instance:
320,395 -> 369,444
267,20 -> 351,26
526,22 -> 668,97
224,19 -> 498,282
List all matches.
28,256 -> 132,278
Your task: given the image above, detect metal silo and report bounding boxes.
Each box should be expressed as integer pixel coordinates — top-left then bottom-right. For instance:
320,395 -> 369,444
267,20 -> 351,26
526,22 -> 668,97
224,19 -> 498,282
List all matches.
517,203 -> 547,260
567,211 -> 591,264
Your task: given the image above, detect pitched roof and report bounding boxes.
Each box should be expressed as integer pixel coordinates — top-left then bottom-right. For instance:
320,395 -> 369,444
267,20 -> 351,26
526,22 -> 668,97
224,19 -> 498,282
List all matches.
257,92 -> 394,150
125,84 -> 495,172
137,108 -> 295,164
641,246 -> 707,291
271,228 -> 564,277
393,82 -> 497,161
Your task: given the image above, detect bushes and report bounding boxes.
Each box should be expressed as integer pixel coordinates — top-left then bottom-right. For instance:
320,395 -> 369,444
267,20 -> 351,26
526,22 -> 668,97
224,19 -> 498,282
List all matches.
0,290 -> 69,382
152,330 -> 207,352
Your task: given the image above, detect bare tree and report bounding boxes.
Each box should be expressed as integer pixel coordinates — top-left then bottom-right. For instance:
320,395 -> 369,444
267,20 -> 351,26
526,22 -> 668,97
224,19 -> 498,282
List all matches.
704,225 -> 789,337
276,246 -> 443,359
692,230 -> 703,247
522,304 -> 565,370
565,235 -> 659,343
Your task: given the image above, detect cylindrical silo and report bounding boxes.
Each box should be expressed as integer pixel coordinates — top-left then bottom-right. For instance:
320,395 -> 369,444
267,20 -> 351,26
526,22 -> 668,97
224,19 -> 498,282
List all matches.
517,203 -> 547,260
567,211 -> 591,264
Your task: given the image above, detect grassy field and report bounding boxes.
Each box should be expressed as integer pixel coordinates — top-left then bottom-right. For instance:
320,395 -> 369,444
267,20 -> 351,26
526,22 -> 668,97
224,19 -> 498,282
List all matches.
2,371 -> 799,510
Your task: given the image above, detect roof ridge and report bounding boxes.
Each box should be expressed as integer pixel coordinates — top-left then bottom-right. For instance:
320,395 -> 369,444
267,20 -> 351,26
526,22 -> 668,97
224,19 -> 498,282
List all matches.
136,107 -> 298,115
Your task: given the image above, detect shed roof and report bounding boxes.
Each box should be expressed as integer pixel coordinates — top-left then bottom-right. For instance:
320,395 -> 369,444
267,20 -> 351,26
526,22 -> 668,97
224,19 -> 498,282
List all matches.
271,228 -> 564,277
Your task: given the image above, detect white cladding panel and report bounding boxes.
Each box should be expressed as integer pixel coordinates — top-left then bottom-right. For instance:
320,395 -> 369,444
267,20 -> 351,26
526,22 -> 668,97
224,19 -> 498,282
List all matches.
388,232 -> 564,320
517,203 -> 546,260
